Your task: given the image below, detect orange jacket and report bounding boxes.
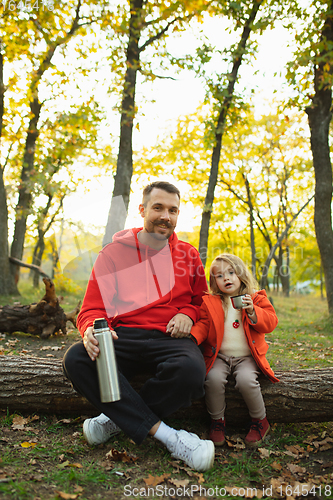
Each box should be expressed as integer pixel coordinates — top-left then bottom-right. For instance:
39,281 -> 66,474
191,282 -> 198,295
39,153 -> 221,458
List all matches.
191,290 -> 279,383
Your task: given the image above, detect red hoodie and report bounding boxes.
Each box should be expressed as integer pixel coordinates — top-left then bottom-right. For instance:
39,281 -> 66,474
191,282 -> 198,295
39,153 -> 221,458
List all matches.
77,228 -> 208,336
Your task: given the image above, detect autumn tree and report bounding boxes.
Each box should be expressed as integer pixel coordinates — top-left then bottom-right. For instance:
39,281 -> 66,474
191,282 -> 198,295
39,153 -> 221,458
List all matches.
0,0 -> 109,295
28,103 -> 107,287
137,105 -> 315,291
102,0 -> 212,245
286,0 -> 333,313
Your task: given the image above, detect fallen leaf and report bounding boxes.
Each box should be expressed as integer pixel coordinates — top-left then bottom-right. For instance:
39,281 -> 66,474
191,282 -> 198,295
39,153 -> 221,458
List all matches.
20,441 -> 37,448
285,445 -> 305,456
57,461 -> 82,469
271,461 -> 283,470
226,435 -> 246,450
287,463 -> 307,474
105,448 -> 138,463
320,443 -> 333,452
169,478 -> 190,488
58,460 -> 70,469
12,416 -> 29,427
258,447 -> 271,459
55,491 -> 79,500
143,473 -> 170,487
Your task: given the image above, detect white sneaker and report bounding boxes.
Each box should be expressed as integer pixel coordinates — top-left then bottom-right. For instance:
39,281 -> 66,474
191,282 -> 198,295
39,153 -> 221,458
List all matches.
166,430 -> 215,471
83,413 -> 120,445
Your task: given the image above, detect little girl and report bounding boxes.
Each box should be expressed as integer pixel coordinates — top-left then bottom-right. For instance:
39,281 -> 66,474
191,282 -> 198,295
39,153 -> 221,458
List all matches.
190,254 -> 279,447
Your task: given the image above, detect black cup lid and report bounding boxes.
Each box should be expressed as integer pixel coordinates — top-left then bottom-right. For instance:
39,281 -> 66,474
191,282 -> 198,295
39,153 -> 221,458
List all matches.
93,318 -> 108,329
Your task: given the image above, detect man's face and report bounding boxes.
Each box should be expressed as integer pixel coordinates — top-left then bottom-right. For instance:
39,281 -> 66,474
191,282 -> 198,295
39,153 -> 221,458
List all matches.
139,188 -> 180,241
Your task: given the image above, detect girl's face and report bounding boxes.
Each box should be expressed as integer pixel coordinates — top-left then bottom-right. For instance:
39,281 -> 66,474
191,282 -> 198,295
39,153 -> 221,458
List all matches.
213,260 -> 242,296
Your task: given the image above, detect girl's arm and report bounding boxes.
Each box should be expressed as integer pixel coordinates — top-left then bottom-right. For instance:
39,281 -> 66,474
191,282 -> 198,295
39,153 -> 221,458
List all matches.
245,291 -> 278,333
190,303 -> 211,344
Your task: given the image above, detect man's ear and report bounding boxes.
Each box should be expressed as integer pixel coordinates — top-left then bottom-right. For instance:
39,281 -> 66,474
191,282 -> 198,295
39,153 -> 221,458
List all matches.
139,203 -> 145,218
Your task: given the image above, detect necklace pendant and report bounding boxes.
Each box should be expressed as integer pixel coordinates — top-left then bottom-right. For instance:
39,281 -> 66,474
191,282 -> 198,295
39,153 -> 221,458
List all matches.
233,319 -> 240,329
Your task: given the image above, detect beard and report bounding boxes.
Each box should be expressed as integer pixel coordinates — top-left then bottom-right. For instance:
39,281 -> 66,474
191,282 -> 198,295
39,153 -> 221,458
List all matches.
144,219 -> 176,240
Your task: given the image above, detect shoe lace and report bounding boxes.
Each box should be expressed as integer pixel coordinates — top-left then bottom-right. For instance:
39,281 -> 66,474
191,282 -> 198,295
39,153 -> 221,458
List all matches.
175,433 -> 198,461
249,420 -> 263,439
210,421 -> 225,432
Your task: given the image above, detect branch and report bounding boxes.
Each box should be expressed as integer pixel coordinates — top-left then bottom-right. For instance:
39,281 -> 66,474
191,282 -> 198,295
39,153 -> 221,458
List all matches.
260,194 -> 315,286
9,257 -> 50,278
139,15 -> 184,53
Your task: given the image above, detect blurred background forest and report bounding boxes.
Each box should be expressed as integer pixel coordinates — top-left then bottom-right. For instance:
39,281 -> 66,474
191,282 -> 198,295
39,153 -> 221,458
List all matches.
1,0 -> 333,313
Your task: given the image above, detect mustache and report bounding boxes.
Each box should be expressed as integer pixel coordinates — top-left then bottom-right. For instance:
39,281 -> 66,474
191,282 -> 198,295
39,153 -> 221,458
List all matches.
151,220 -> 173,229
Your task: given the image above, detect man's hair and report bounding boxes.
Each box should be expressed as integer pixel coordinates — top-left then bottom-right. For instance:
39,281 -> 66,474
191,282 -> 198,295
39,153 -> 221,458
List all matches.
142,181 -> 180,206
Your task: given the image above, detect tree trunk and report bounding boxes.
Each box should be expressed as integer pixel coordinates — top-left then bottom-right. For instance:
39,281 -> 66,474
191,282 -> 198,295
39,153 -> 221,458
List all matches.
198,0 -> 263,267
0,357 -> 332,425
103,0 -> 143,247
245,175 -> 256,277
275,246 -> 289,297
305,1 -> 333,315
0,277 -> 79,338
0,41 -> 17,295
32,237 -> 45,288
8,1 -> 83,289
10,95 -> 42,286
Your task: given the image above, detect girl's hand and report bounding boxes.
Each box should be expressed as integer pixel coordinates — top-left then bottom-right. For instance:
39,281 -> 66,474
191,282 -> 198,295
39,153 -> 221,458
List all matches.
242,295 -> 257,323
242,294 -> 254,314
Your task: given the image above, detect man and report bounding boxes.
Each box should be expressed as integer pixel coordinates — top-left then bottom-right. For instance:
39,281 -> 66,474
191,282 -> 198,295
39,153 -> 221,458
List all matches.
63,181 -> 215,471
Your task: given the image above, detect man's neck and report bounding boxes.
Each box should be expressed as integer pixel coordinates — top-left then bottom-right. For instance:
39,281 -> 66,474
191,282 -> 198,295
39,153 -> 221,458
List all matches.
137,230 -> 170,250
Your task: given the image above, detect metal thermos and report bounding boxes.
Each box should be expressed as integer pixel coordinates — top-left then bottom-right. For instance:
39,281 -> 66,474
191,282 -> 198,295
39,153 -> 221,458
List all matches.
93,318 -> 121,403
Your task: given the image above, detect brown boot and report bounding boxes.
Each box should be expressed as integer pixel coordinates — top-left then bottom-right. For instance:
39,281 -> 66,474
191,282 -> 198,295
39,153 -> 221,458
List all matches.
245,417 -> 270,447
208,418 -> 225,446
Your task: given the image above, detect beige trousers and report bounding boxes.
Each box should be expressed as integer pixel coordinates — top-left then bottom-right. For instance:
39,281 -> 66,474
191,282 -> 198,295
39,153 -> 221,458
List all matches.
204,353 -> 266,420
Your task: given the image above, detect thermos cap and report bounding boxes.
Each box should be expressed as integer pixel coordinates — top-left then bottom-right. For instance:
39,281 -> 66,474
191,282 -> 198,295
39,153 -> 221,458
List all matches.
93,318 -> 108,330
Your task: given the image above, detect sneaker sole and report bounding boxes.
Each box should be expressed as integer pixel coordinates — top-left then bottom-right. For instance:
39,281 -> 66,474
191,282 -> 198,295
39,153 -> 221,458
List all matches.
83,419 -> 99,446
245,424 -> 270,447
83,419 -> 121,446
212,439 -> 225,446
195,440 -> 215,471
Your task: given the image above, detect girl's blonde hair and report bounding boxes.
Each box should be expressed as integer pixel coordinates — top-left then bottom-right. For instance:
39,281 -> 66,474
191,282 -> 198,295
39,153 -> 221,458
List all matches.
209,254 -> 258,304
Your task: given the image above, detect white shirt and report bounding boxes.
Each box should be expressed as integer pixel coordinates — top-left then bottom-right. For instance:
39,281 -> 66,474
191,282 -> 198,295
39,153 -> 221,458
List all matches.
220,297 -> 251,357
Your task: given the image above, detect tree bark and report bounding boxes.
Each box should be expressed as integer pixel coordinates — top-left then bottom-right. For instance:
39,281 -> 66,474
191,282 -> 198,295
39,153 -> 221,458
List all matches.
0,40 -> 17,295
103,0 -> 143,247
0,357 -> 332,425
198,0 -> 263,267
305,0 -> 333,315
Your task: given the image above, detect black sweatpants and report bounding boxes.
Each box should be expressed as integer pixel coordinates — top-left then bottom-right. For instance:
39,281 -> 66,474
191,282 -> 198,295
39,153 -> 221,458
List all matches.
62,327 -> 206,444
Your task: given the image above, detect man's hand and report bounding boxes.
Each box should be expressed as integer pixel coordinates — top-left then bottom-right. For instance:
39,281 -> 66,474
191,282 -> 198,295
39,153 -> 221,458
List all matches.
83,326 -> 118,361
167,313 -> 193,338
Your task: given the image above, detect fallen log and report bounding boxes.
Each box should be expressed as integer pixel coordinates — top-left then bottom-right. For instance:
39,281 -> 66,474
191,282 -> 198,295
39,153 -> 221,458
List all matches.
1,356 -> 333,425
0,278 -> 80,338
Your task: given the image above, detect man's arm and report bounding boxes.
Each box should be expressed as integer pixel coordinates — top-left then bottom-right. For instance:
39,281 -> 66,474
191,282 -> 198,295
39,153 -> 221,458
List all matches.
83,326 -> 118,361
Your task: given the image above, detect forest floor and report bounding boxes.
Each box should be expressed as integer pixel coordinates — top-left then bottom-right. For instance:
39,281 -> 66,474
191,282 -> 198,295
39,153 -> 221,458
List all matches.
0,288 -> 333,500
